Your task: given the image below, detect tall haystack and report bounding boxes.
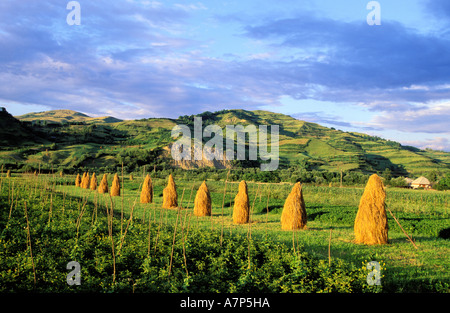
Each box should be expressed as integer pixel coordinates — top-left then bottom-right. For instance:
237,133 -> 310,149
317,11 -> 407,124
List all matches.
232,180 -> 250,224
98,174 -> 108,194
140,174 -> 153,204
110,173 -> 120,197
82,172 -> 90,189
194,181 -> 211,217
281,182 -> 307,230
162,174 -> 178,208
90,172 -> 98,191
75,173 -> 81,187
354,174 -> 388,245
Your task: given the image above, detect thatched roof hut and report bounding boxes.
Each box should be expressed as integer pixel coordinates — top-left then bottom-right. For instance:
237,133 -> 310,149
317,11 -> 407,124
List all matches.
411,176 -> 431,189
404,177 -> 413,186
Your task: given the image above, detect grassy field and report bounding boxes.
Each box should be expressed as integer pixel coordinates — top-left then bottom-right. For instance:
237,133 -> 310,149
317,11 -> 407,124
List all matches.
1,172 -> 449,292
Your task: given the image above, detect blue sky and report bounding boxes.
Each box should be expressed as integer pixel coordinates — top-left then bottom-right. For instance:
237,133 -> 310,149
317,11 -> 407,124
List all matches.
1,0 -> 450,151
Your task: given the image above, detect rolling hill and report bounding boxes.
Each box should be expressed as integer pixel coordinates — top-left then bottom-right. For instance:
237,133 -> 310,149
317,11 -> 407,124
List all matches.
1,107 -> 449,179
17,109 -> 122,124
0,107 -> 47,146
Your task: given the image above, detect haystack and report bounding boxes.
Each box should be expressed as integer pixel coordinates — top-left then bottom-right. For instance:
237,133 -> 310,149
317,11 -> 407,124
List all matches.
140,174 -> 153,204
81,172 -> 90,189
162,174 -> 178,208
110,173 -> 120,197
80,172 -> 86,186
232,180 -> 250,224
90,172 -> 98,191
281,182 -> 307,230
75,173 -> 81,187
354,174 -> 388,245
98,174 -> 108,194
194,181 -> 211,217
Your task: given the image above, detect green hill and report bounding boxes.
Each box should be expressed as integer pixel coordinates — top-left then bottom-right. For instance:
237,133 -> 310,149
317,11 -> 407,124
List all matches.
16,109 -> 122,124
1,108 -> 449,180
0,107 -> 47,147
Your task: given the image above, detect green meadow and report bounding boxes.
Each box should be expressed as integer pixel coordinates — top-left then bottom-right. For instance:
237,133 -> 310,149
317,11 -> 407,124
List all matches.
1,172 -> 448,292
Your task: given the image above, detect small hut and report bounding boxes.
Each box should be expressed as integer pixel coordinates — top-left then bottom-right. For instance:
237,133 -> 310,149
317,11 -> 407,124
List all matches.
411,176 -> 431,189
404,177 -> 413,188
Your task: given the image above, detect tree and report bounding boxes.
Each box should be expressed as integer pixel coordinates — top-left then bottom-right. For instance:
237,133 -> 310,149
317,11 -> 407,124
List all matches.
382,168 -> 392,182
436,173 -> 450,191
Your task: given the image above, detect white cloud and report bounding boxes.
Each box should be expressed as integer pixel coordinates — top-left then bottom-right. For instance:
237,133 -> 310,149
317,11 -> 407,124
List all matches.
402,137 -> 450,151
174,2 -> 207,11
371,101 -> 450,134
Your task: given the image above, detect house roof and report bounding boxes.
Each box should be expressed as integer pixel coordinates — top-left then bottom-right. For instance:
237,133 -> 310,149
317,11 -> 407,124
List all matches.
411,176 -> 431,185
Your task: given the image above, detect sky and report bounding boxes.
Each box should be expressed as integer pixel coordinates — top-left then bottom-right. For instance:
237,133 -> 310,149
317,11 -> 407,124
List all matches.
1,0 -> 450,151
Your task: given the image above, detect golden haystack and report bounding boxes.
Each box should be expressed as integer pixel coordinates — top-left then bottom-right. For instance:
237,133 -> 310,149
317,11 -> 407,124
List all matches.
281,182 -> 307,230
232,180 -> 250,224
354,174 -> 388,245
81,172 -> 90,189
75,173 -> 81,187
140,174 -> 153,204
194,181 -> 211,217
98,174 -> 108,194
80,172 -> 86,188
110,173 -> 121,197
90,172 -> 98,191
162,174 -> 178,208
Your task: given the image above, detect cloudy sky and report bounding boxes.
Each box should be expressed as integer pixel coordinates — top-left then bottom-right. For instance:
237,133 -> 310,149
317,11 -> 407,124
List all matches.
1,0 -> 450,151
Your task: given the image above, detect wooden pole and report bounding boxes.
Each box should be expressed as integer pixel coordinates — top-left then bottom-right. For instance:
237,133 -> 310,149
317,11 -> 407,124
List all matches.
328,228 -> 333,266
120,162 -> 124,238
168,188 -> 185,276
24,202 -> 37,286
386,206 -> 418,250
220,171 -> 230,246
